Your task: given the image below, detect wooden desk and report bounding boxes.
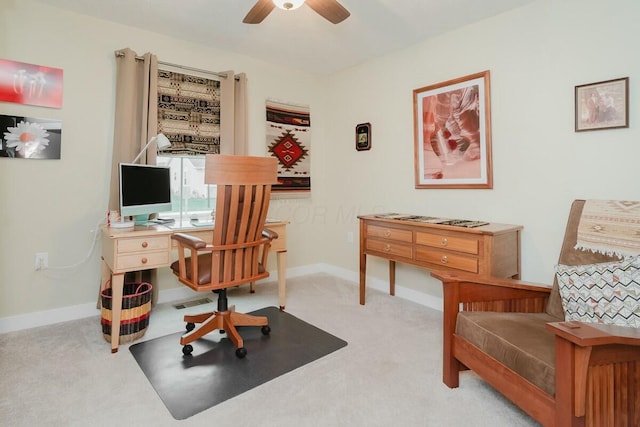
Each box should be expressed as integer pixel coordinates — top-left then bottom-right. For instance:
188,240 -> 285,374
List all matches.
100,220 -> 288,353
358,215 -> 522,305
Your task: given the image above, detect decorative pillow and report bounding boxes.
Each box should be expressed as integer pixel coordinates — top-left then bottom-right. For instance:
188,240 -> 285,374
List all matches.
554,256 -> 640,328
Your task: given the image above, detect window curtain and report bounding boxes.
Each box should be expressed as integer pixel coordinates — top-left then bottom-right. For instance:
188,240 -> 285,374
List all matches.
109,48 -> 159,301
219,70 -> 248,155
233,72 -> 248,155
108,48 -> 158,211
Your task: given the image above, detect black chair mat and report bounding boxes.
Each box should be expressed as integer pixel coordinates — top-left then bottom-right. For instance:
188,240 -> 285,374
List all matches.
129,306 -> 347,420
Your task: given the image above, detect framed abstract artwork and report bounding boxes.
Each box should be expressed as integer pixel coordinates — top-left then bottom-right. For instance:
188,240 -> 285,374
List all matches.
413,70 -> 492,189
575,77 -> 628,132
0,59 -> 63,108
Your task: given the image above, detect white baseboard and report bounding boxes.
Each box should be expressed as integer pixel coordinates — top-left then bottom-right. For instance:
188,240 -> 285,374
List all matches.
0,263 -> 443,334
0,302 -> 101,335
316,263 -> 443,312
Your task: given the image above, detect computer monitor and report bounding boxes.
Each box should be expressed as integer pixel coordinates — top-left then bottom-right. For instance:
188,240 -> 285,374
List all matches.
118,163 -> 172,225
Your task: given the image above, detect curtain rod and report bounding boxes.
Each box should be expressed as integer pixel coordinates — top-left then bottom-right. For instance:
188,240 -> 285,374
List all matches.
115,51 -> 234,80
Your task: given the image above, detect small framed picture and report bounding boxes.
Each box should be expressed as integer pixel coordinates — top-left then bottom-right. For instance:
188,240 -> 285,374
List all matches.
355,122 -> 371,151
575,77 -> 628,132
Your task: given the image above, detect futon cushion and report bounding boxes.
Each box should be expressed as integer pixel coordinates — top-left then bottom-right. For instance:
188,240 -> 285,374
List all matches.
456,311 -> 558,396
555,256 -> 640,328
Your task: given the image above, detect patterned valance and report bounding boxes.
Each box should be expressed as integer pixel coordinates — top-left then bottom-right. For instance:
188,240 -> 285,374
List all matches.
157,70 -> 221,156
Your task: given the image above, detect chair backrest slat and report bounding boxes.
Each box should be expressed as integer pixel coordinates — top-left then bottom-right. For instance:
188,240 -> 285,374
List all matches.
205,155 -> 278,286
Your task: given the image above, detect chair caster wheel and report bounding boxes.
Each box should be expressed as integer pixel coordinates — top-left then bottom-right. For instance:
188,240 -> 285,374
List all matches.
261,325 -> 271,335
185,322 -> 195,332
182,344 -> 193,356
236,347 -> 247,358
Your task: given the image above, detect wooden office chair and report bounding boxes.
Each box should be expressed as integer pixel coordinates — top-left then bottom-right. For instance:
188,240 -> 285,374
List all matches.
170,154 -> 279,358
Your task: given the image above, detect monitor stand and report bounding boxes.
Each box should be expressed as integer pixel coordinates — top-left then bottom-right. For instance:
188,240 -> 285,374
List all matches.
133,214 -> 150,226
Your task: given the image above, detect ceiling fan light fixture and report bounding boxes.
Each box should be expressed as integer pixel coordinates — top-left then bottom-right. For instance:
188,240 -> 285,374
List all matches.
273,0 -> 305,11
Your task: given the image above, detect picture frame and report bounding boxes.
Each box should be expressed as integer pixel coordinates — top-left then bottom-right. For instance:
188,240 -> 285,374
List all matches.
355,122 -> 371,151
0,114 -> 62,159
0,59 -> 63,109
413,70 -> 492,189
575,77 -> 629,132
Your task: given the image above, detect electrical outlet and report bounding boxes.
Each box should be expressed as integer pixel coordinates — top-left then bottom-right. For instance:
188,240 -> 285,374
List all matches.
35,252 -> 48,270
347,231 -> 354,244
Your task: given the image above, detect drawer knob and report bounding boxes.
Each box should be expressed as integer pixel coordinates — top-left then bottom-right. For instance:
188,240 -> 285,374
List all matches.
142,241 -> 148,248
384,229 -> 391,237
441,238 -> 448,246
141,257 -> 148,264
441,255 -> 448,264
384,244 -> 391,252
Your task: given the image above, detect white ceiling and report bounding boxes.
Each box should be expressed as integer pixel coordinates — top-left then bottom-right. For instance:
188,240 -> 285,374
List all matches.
35,0 -> 536,75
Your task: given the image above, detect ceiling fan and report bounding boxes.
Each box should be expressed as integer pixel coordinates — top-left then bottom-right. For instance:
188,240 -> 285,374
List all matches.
243,0 -> 350,24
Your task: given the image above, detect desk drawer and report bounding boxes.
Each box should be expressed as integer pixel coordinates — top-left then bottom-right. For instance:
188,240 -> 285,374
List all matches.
366,240 -> 413,259
414,248 -> 478,273
367,225 -> 412,242
415,232 -> 479,255
115,251 -> 171,271
117,236 -> 170,254
267,224 -> 286,252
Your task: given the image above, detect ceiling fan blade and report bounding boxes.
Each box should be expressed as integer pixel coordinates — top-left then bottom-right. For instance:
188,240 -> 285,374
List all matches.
305,0 -> 350,24
243,0 -> 276,24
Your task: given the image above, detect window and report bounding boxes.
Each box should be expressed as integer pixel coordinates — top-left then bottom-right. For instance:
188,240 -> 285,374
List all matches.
155,68 -> 223,223
156,155 -> 216,223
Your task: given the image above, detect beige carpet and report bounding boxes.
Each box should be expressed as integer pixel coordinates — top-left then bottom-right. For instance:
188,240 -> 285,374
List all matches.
0,273 -> 539,426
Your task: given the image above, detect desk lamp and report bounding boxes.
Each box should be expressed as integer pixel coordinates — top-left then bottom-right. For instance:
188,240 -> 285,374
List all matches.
132,133 -> 171,163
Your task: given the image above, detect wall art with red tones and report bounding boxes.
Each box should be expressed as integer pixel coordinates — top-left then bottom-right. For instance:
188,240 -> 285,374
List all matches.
266,99 -> 311,192
0,59 -> 63,108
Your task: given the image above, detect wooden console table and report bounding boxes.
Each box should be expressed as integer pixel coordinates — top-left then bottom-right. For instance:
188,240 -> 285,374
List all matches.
358,214 -> 522,305
101,220 -> 288,353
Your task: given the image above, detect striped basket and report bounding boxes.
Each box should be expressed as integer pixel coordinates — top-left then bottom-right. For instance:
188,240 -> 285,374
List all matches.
100,282 -> 152,344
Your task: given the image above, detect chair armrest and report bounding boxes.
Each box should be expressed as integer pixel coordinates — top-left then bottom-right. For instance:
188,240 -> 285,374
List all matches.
548,321 -> 640,420
547,321 -> 640,347
432,270 -> 552,306
171,232 -> 207,249
263,228 -> 278,241
432,270 -> 550,292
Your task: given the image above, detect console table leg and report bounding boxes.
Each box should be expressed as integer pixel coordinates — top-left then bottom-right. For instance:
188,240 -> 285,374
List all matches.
359,253 -> 367,305
389,260 -> 396,296
277,250 -> 287,310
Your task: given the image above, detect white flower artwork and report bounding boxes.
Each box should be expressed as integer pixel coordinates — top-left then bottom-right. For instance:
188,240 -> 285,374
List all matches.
1,115 -> 62,159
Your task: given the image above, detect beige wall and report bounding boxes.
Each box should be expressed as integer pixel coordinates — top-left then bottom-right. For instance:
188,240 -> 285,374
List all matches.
1,0 -> 639,324
317,0 -> 640,298
0,0 -> 323,320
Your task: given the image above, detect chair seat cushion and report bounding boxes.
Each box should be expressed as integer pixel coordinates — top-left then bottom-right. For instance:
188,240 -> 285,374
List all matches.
456,311 -> 560,396
170,254 -> 266,286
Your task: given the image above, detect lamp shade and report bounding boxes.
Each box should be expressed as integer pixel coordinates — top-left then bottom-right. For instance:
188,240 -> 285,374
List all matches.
155,133 -> 171,150
132,133 -> 171,164
273,0 -> 305,10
